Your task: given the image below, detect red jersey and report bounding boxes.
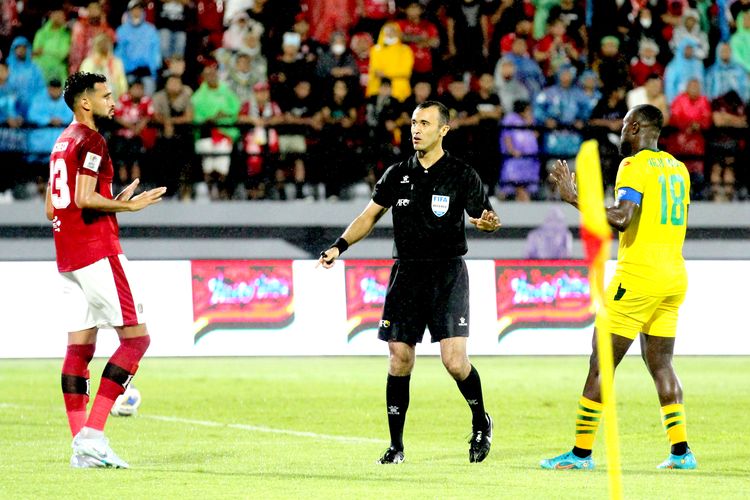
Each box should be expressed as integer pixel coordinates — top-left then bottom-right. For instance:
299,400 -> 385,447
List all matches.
396,19 -> 438,74
49,122 -> 122,272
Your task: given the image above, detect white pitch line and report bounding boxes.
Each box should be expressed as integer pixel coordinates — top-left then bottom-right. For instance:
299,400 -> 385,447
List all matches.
145,414 -> 384,444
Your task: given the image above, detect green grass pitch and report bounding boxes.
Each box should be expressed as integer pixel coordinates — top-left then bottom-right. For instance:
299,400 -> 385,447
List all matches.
1,356 -> 748,499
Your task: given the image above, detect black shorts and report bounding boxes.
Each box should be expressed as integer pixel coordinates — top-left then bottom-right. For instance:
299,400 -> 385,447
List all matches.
377,258 -> 470,345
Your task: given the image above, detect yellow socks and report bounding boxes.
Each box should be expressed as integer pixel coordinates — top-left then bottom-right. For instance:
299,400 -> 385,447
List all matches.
574,396 -> 603,451
661,403 -> 688,446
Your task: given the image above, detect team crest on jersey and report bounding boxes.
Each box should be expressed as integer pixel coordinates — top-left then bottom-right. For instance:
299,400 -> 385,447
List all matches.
83,152 -> 102,172
431,195 -> 450,217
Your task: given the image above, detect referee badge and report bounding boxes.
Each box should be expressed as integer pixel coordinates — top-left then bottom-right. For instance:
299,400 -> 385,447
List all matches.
431,195 -> 450,217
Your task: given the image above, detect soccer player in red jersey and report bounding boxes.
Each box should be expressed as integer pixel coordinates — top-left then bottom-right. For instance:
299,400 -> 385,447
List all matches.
45,72 -> 166,468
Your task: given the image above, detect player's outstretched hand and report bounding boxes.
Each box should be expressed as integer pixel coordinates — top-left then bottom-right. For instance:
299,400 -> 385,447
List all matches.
128,186 -> 167,211
317,247 -> 340,269
116,178 -> 140,201
469,209 -> 501,232
549,159 -> 578,205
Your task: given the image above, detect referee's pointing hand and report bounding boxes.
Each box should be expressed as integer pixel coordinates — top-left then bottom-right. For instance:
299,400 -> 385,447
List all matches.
469,209 -> 501,232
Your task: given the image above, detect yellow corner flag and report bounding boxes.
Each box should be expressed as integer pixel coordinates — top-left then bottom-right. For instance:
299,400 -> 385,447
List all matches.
576,140 -> 623,499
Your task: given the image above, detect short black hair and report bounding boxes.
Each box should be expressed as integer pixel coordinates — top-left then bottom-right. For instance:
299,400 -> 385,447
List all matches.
631,104 -> 663,131
63,71 -> 107,111
415,100 -> 450,126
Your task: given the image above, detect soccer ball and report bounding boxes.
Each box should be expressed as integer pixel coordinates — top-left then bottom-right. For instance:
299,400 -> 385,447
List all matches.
110,385 -> 142,417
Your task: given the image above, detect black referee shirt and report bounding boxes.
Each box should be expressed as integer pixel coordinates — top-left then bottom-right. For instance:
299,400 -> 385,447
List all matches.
372,151 -> 494,260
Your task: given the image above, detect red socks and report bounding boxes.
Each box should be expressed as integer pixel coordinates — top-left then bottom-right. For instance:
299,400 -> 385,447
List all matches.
85,335 -> 150,431
61,344 -> 96,436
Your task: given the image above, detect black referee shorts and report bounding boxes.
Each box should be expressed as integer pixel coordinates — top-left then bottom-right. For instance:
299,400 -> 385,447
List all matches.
377,258 -> 470,345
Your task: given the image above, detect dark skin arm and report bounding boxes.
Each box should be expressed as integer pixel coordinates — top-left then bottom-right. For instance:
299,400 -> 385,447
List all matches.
549,159 -> 637,232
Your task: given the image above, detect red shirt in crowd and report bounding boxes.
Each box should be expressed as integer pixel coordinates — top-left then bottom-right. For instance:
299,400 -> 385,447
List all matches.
396,18 -> 439,74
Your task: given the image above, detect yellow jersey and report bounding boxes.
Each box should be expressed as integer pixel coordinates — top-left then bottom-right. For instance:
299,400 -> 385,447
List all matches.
613,148 -> 690,296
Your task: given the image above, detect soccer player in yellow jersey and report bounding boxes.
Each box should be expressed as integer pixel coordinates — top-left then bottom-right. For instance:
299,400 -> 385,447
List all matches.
541,104 -> 697,470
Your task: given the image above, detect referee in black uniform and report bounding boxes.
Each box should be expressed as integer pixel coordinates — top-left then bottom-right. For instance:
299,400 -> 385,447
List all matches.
319,101 -> 501,464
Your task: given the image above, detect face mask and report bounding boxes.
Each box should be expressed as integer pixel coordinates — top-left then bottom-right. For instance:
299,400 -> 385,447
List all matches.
246,46 -> 260,56
332,43 -> 345,56
642,56 -> 656,65
383,36 -> 398,46
640,18 -> 652,28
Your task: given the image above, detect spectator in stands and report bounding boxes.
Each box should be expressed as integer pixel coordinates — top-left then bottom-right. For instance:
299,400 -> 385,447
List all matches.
305,0 -> 358,45
112,79 -> 156,191
221,51 -> 266,104
627,73 -> 670,125
396,2 -> 439,85
499,17 -> 535,57
442,75 -> 477,161
0,61 -> 20,127
0,60 -> 23,200
31,9 -> 70,84
664,38 -> 705,104
588,85 -> 628,189
195,0 -> 225,52
548,0 -> 587,48
534,64 -> 589,171
350,31 -> 374,92
156,0 -> 192,60
591,35 -> 629,94
706,42 -> 749,102
315,31 -> 359,89
6,36 -> 45,118
669,78 -> 712,198
25,78 -> 72,195
507,36 -> 545,100
525,207 -> 573,259
532,0 -> 559,40
709,90 -> 747,201
293,13 -> 323,67
269,32 -> 312,104
319,79 -> 360,199
499,99 -> 540,201
354,0 -> 395,41
446,0 -> 494,74
276,79 -> 322,200
629,38 -> 664,89
488,0 -> 532,62
623,5 -> 669,64
729,12 -> 750,74
116,0 -> 162,96
363,77 -> 401,185
152,73 -> 195,200
670,8 -> 709,60
577,69 -> 602,121
366,23 -> 413,102
237,80 -> 283,198
0,1 -> 19,61
222,11 -> 259,52
80,34 -> 128,101
192,64 -> 241,200
494,56 -> 529,117
533,17 -> 581,81
470,72 -> 503,190
68,1 -> 116,75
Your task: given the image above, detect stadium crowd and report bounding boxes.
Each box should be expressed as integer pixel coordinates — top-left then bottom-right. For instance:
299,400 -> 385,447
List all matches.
0,0 -> 748,203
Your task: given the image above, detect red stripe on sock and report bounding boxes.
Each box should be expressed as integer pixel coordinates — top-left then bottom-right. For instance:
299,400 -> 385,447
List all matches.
108,255 -> 138,326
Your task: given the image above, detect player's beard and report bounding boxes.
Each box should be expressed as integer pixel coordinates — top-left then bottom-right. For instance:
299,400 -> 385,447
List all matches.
618,140 -> 632,157
93,112 -> 113,132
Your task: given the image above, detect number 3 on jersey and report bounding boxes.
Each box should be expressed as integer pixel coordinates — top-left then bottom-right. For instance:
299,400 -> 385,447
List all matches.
50,158 -> 71,209
658,174 -> 685,226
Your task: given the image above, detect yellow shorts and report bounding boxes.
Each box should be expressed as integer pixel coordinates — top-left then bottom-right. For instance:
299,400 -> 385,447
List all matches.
594,280 -> 685,340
